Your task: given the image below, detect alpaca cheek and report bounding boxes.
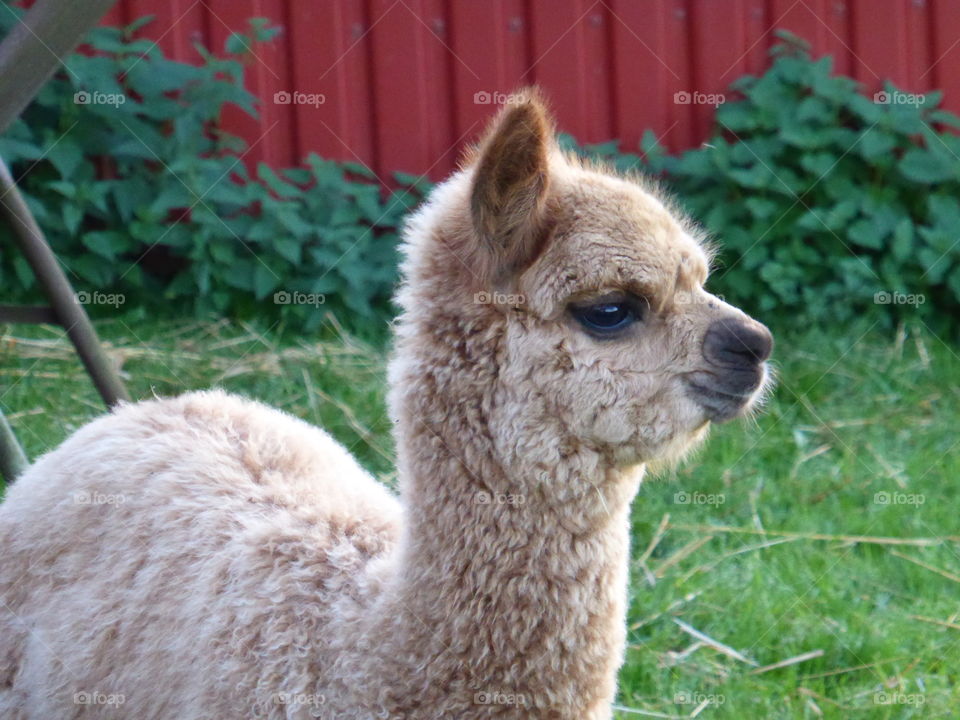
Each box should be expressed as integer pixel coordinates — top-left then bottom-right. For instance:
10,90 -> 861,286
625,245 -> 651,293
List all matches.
590,406 -> 633,445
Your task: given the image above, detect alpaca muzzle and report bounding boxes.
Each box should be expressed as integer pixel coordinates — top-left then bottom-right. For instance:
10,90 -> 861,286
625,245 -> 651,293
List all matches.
688,316 -> 773,422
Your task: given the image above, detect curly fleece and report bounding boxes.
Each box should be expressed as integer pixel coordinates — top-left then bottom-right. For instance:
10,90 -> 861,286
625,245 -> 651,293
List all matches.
0,89 -> 768,719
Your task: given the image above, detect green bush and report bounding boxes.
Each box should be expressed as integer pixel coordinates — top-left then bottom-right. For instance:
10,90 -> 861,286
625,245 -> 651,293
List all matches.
3,17 -> 957,335
0,10 -> 426,332
578,33 -> 960,331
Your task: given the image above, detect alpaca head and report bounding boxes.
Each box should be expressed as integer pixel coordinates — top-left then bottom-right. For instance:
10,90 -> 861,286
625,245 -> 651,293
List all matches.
393,89 -> 772,483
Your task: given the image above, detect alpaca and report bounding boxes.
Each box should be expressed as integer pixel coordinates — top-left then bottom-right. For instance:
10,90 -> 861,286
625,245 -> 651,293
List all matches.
0,90 -> 772,719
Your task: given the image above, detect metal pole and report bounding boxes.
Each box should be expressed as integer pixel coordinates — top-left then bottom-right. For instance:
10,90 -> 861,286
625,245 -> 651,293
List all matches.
0,158 -> 129,407
0,0 -> 119,135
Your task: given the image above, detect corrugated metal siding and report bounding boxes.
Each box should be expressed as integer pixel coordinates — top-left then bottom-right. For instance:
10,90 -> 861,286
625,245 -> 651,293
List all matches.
102,0 -> 960,179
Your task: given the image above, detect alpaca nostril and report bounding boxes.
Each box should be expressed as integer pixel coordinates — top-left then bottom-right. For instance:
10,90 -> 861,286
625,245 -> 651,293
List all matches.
703,317 -> 773,367
736,322 -> 773,363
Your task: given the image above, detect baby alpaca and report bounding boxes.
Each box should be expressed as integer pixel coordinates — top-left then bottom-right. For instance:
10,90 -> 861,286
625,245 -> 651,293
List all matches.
0,90 -> 772,719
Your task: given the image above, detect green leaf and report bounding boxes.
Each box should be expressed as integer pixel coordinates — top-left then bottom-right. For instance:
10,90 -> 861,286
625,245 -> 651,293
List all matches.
781,122 -> 824,149
274,237 -> 302,264
917,226 -> 955,254
331,204 -> 362,226
282,168 -> 312,185
918,247 -> 949,283
858,130 -> 896,161
46,141 -> 86,179
0,138 -> 43,162
795,96 -> 831,124
948,267 -> 960,299
353,185 -> 383,223
81,231 -> 126,261
674,149 -> 715,176
891,219 -> 913,261
276,209 -> 313,237
111,178 -> 153,223
926,194 -> 960,230
847,94 -> 884,123
800,152 -> 835,177
927,109 -> 960,129
249,18 -> 282,43
899,148 -> 957,184
246,221 -> 280,242
887,103 -> 927,135
394,171 -> 430,189
130,59 -> 205,96
12,255 -> 34,288
69,255 -> 113,285
149,184 -> 194,216
258,163 -> 300,198
47,181 -> 77,199
743,197 -> 778,220
62,203 -> 85,235
223,259 -> 254,291
728,165 -> 772,189
124,15 -> 156,35
848,219 -> 884,250
252,262 -> 279,299
824,199 -> 859,229
225,32 -> 251,55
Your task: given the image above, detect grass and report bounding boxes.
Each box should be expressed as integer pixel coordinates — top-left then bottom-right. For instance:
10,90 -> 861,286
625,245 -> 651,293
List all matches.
2,315 -> 959,718
0,316 -> 394,482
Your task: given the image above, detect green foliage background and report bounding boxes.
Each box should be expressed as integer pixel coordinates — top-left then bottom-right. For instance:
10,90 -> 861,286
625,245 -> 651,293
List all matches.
0,12 -> 426,333
578,34 -> 960,332
1,18 -> 958,336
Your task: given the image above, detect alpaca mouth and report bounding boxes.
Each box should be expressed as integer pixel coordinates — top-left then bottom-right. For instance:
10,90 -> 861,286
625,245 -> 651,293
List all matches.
686,368 -> 767,423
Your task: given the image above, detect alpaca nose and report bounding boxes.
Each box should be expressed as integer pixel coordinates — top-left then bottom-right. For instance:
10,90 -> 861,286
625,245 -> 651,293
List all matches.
703,317 -> 773,368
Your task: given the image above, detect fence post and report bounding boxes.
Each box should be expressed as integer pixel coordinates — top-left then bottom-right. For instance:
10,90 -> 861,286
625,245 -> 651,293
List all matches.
0,0 -> 118,134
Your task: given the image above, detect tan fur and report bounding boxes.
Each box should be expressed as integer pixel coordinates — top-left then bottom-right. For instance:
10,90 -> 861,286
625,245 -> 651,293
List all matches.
0,90 -> 771,719
469,87 -> 553,285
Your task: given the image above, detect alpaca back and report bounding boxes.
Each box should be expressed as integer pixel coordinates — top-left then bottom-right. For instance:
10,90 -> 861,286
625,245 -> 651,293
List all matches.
0,390 -> 401,719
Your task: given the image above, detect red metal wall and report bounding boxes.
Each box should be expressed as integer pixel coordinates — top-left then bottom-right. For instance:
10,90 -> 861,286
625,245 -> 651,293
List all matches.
101,0 -> 960,181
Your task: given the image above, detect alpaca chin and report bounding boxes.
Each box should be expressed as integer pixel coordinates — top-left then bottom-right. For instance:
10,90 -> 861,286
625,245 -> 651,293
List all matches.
645,423 -> 712,477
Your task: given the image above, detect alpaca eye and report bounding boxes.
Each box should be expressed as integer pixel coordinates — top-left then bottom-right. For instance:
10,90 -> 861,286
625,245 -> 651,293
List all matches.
570,300 -> 640,335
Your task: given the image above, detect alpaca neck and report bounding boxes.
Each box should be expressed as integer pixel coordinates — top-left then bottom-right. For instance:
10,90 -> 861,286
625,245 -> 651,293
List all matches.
369,413 -> 643,719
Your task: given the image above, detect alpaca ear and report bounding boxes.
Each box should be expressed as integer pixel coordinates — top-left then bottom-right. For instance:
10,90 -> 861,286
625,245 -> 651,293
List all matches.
470,91 -> 553,284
